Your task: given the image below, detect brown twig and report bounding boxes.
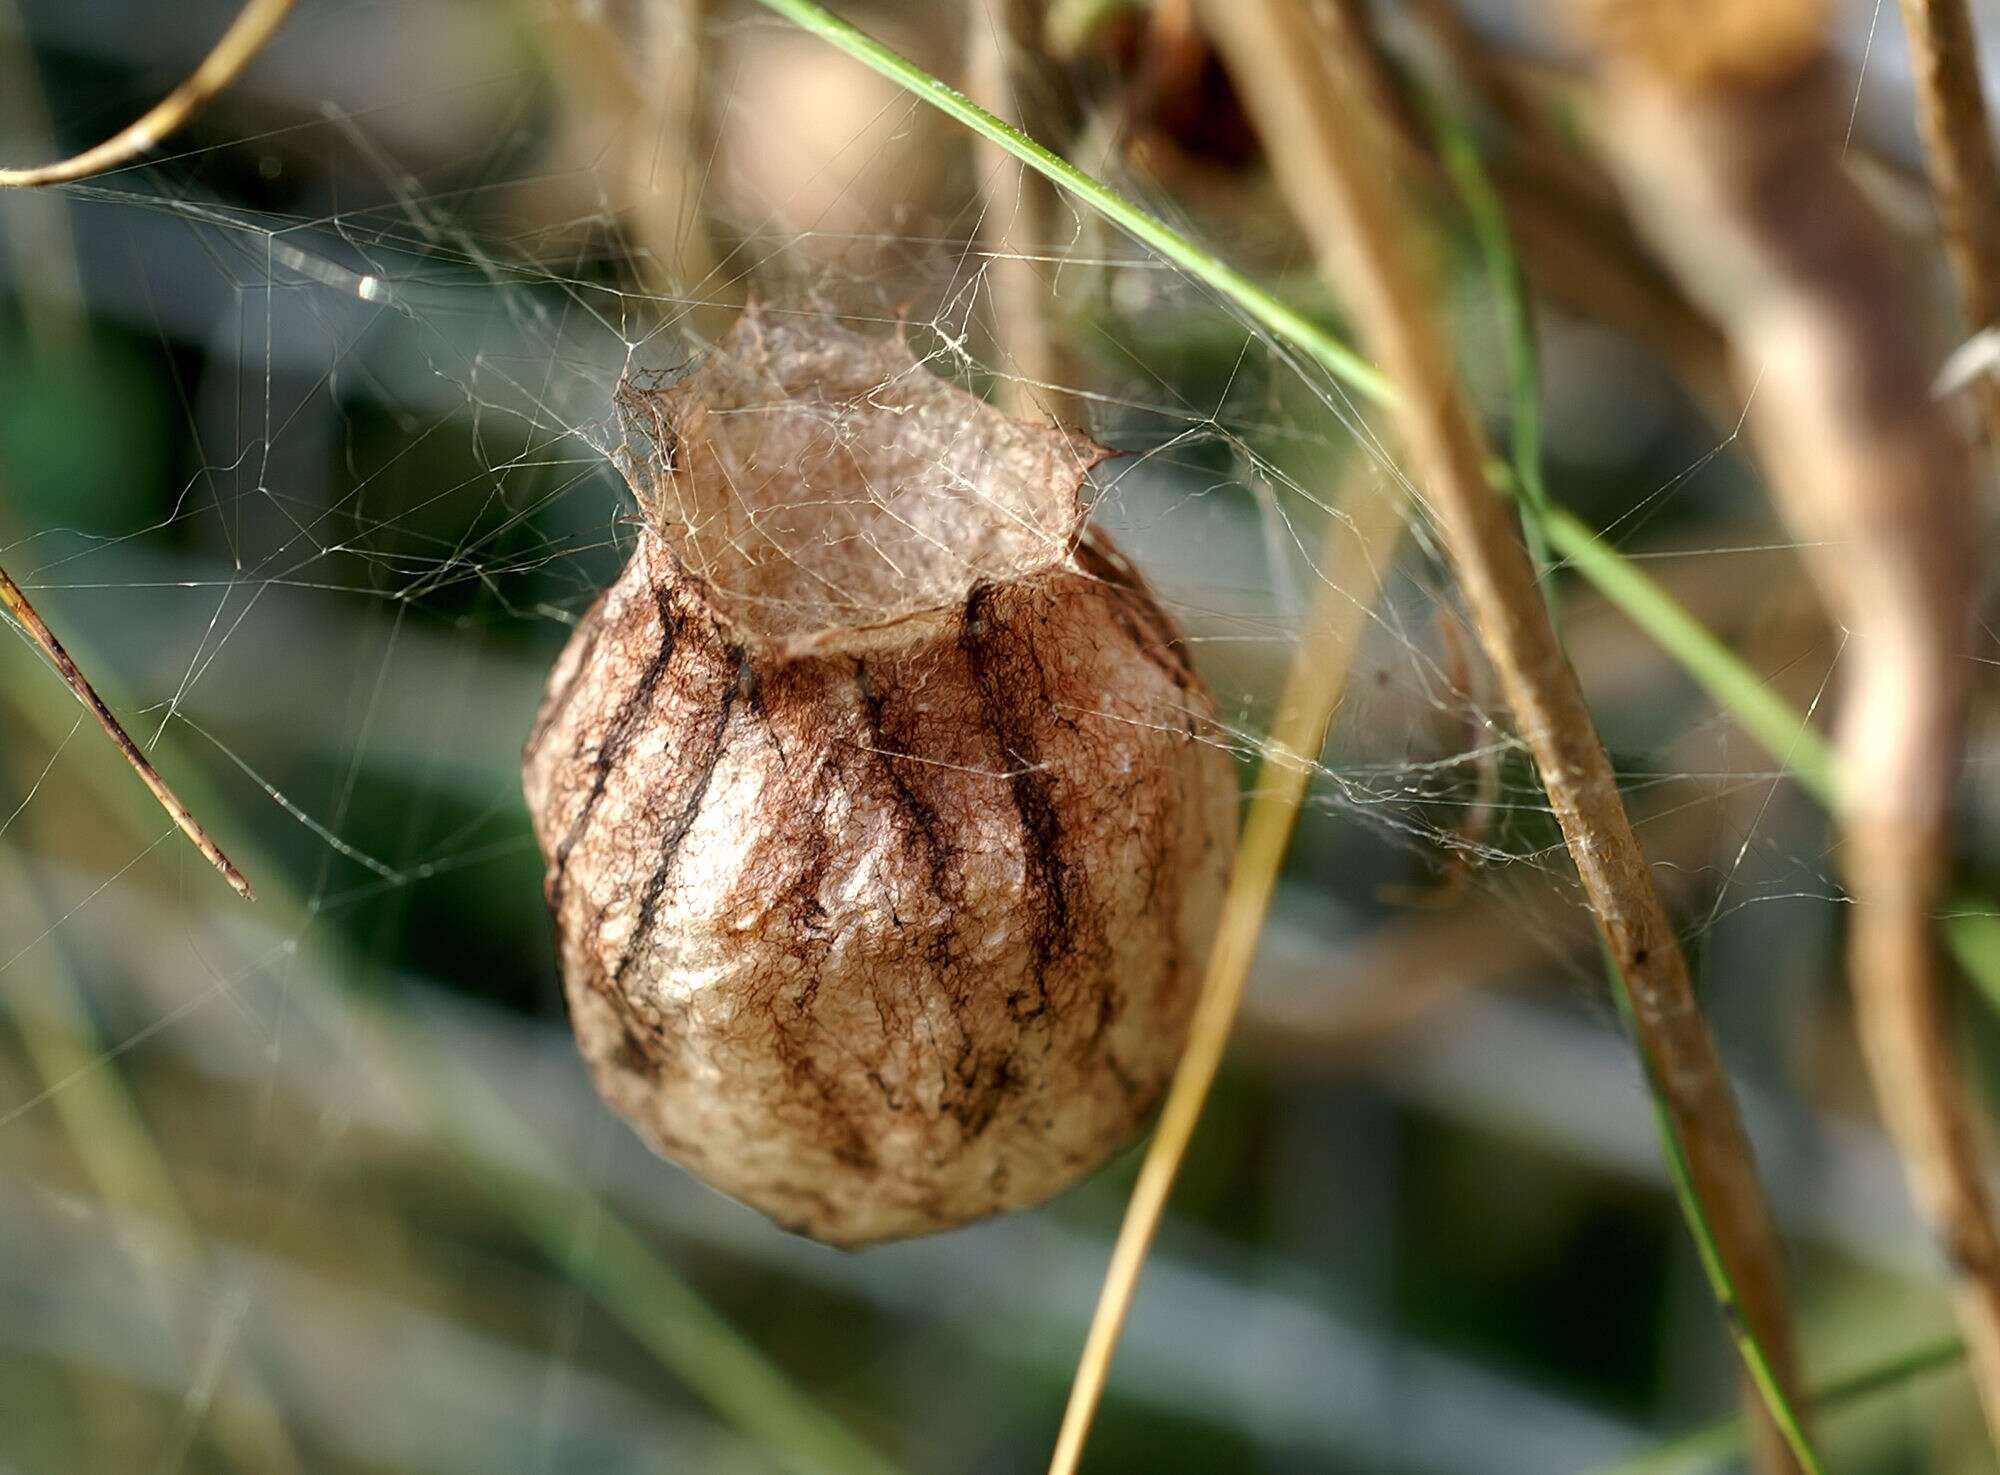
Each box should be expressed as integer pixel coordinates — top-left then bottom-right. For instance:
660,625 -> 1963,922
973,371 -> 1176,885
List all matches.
0,0 -> 294,188
0,565 -> 252,898
1181,1 -> 1808,1469
1897,0 -> 2000,443
1579,0 -> 2000,1447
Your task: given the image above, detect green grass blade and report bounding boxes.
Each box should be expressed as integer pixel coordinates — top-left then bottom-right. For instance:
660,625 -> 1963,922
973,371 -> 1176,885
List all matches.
421,1040 -> 908,1475
750,0 -> 1392,406
1600,948 -> 1826,1474
1425,90 -> 1561,631
1590,1334 -> 1964,1475
1947,906 -> 2000,1007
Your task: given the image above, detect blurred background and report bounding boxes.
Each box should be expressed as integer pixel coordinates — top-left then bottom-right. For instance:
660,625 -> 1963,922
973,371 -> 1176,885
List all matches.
0,1 -> 1996,1471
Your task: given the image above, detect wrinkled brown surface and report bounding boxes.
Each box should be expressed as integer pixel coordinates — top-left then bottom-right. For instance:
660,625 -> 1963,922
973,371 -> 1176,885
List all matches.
523,311 -> 1237,1244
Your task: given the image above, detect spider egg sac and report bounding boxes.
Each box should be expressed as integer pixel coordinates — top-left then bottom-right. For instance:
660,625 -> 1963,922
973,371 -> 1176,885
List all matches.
521,307 -> 1238,1245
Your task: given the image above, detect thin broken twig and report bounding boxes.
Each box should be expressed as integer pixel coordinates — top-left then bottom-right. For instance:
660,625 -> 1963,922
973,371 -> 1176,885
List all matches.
0,565 -> 252,898
0,0 -> 295,188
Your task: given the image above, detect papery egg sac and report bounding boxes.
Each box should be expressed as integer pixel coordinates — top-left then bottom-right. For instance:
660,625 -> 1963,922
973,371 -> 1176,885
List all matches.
522,307 -> 1238,1246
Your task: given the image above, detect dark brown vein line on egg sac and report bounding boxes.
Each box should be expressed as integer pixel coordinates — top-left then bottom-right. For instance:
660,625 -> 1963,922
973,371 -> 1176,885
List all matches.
852,657 -> 960,938
959,582 -> 1072,1023
611,640 -> 747,985
548,585 -> 681,908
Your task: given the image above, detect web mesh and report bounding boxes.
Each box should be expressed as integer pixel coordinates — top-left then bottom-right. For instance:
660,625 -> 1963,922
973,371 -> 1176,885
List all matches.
0,2 -> 1979,1472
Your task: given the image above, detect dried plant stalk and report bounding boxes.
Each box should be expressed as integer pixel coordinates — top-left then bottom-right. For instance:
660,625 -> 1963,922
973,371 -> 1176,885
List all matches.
967,0 -> 1075,420
522,307 -> 1237,1246
1579,0 -> 1999,1445
1897,0 -> 2000,443
0,0 -> 294,187
1189,0 -> 1806,1466
539,0 -> 725,321
1393,0 -> 1737,419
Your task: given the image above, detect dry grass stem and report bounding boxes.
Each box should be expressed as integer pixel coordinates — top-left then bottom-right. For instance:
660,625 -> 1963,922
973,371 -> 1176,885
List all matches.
1047,462 -> 1406,1475
967,0 -> 1075,420
1896,0 -> 2000,443
0,565 -> 252,897
1580,0 -> 2000,1445
539,0 -> 727,328
1406,2 -> 1737,416
1193,0 -> 1806,1467
1330,0 -> 1738,423
0,0 -> 295,187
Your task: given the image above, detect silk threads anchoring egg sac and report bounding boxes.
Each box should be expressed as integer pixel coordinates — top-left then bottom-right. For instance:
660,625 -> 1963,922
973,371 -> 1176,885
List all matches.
522,307 -> 1238,1245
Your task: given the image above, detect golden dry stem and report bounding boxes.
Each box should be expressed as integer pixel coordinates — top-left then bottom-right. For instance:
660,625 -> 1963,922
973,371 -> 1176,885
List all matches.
522,308 -> 1237,1245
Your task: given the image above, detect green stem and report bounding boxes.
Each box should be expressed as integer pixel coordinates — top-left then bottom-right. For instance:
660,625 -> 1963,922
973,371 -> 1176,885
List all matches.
1601,947 -> 1825,1474
1426,90 -> 1561,632
1590,1333 -> 1964,1475
423,1041 -> 907,1475
752,0 -> 1391,406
